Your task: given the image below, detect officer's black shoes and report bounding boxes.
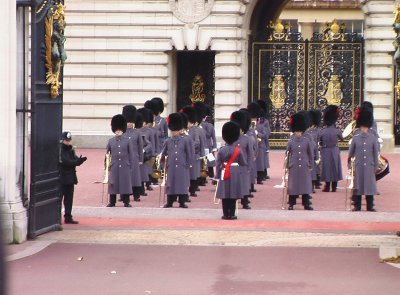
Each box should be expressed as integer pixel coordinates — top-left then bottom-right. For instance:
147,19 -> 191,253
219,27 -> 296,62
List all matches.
248,194 -> 254,198
367,208 -> 377,212
146,186 -> 153,191
190,193 -> 197,197
124,203 -> 132,208
134,198 -> 141,202
304,206 -> 314,211
242,205 -> 251,210
64,218 -> 79,224
179,204 -> 188,208
257,180 -> 264,185
288,205 -> 294,210
265,175 -> 270,180
195,187 -> 200,192
250,188 -> 257,193
351,207 -> 361,212
221,215 -> 237,220
163,204 -> 172,208
322,187 -> 330,192
106,203 -> 115,207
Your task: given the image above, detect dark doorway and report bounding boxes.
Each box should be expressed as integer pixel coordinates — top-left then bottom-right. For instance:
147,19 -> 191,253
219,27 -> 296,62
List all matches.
176,51 -> 215,117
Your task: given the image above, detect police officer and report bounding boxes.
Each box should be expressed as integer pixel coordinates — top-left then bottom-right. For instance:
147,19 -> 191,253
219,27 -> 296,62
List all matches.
348,109 -> 379,212
161,113 -> 192,208
59,131 -> 87,224
319,105 -> 343,192
122,105 -> 143,202
106,115 -> 134,207
286,113 -> 314,210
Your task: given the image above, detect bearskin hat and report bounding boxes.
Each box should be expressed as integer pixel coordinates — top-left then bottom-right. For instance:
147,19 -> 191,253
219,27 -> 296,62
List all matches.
111,114 -> 127,133
122,105 -> 137,123
361,101 -> 373,112
239,108 -> 252,133
167,113 -> 183,131
308,110 -> 322,127
356,108 -> 373,128
137,108 -> 153,124
181,106 -> 197,124
257,100 -> 268,113
297,110 -> 312,129
222,121 -> 240,145
151,97 -> 164,114
179,112 -> 189,129
230,111 -> 247,132
192,101 -> 207,122
247,102 -> 261,119
144,100 -> 159,117
323,105 -> 339,126
290,112 -> 308,133
135,113 -> 144,129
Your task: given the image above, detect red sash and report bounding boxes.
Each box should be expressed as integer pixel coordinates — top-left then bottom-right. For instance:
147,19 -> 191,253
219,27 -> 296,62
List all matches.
223,146 -> 241,180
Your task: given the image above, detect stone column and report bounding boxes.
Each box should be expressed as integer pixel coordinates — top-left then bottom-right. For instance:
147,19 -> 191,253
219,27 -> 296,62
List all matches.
299,22 -> 314,40
0,0 -> 28,243
361,0 -> 396,152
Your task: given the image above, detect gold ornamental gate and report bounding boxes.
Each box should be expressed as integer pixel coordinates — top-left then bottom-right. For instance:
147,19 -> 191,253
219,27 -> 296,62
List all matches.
251,20 -> 364,148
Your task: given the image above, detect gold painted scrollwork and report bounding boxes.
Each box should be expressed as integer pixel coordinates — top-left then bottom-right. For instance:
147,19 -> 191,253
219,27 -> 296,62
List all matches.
269,75 -> 287,109
189,74 -> 206,103
43,1 -> 67,99
268,20 -> 290,41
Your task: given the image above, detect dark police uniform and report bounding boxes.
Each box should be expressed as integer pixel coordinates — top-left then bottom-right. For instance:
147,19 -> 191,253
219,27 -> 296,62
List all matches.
59,132 -> 87,223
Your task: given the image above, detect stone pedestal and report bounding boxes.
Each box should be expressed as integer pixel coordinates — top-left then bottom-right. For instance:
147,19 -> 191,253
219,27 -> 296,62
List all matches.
0,0 -> 28,244
361,0 -> 396,152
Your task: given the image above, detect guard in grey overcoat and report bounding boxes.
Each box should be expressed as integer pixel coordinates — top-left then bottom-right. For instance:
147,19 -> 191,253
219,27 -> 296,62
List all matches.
182,106 -> 201,197
319,105 -> 343,192
138,107 -> 158,190
179,112 -> 194,203
348,109 -> 379,212
122,105 -> 143,201
203,106 -> 217,177
106,115 -> 134,207
307,110 -> 322,189
241,108 -> 258,193
257,100 -> 271,180
216,121 -> 247,220
162,113 -> 192,208
135,112 -> 152,196
151,97 -> 169,151
231,110 -> 253,209
286,112 -> 314,210
193,102 -> 208,186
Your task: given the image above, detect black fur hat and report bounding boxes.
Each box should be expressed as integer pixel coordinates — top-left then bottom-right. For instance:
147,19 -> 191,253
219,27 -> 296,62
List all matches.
298,110 -> 312,129
308,110 -> 322,127
193,101 -> 206,122
356,108 -> 373,128
181,106 -> 197,124
323,105 -> 339,126
144,100 -> 159,117
179,112 -> 189,129
151,97 -> 164,114
111,114 -> 127,133
361,101 -> 373,112
222,121 -> 240,145
230,111 -> 247,132
257,100 -> 268,113
138,107 -> 154,124
122,105 -> 137,123
247,102 -> 261,118
290,112 -> 308,132
135,113 -> 144,129
239,108 -> 252,133
167,113 -> 183,131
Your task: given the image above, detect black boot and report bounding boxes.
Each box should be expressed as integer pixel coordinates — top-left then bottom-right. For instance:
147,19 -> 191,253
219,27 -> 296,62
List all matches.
352,195 -> 362,211
163,195 -> 175,208
331,182 -> 338,192
322,182 -> 331,192
107,194 -> 117,207
257,172 -> 264,185
288,195 -> 297,210
312,181 -> 316,193
315,175 -> 321,189
140,183 -> 147,196
366,195 -> 376,212
241,196 -> 251,209
302,194 -> 314,210
250,183 -> 257,193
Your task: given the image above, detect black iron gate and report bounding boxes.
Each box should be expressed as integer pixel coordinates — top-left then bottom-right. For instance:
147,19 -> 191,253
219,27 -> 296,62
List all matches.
28,0 -> 66,238
251,20 -> 363,148
176,51 -> 215,116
